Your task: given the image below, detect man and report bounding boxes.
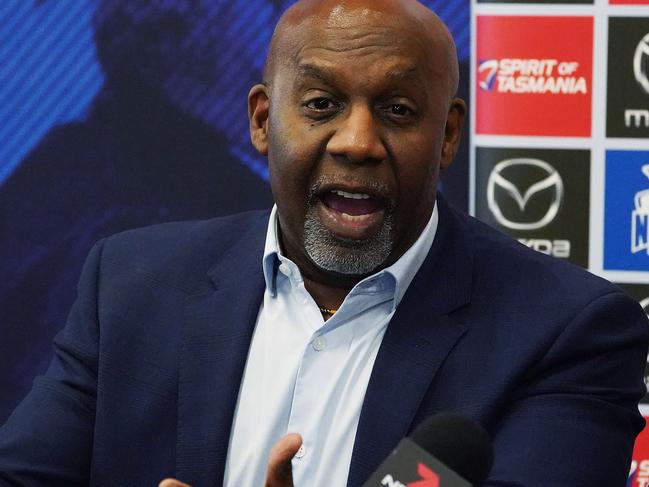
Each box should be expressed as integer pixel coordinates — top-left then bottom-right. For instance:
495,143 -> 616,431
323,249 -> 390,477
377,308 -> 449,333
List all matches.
0,1 -> 647,486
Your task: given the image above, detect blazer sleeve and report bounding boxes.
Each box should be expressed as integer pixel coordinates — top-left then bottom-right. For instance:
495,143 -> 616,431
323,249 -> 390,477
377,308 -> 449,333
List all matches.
0,239 -> 105,486
485,290 -> 649,487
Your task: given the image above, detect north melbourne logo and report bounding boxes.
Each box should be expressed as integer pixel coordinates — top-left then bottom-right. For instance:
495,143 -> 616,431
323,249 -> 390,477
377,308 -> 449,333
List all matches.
477,58 -> 587,94
632,165 -> 649,254
487,158 -> 564,231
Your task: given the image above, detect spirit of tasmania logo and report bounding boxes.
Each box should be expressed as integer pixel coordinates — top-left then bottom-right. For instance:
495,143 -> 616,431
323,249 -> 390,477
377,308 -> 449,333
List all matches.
476,16 -> 593,137
629,417 -> 649,487
478,58 -> 587,95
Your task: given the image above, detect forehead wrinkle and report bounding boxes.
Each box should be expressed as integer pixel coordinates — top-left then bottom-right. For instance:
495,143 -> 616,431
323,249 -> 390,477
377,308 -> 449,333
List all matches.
266,0 -> 459,97
295,60 -> 428,96
298,21 -> 403,56
309,36 -> 394,54
293,23 -> 423,68
295,47 -> 439,96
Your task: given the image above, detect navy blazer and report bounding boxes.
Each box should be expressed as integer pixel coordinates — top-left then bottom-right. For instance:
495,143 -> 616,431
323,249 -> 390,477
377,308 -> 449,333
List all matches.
0,196 -> 647,486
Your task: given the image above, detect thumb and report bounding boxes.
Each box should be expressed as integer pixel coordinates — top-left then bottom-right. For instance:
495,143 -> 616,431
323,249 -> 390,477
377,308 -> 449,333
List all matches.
265,433 -> 302,487
158,479 -> 191,487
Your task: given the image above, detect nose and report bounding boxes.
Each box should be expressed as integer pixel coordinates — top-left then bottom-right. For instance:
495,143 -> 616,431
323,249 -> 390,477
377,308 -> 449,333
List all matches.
326,104 -> 387,164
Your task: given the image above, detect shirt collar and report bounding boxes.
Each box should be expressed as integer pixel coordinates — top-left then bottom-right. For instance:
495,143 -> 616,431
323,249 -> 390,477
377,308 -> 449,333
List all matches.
262,202 -> 439,307
262,205 -> 283,296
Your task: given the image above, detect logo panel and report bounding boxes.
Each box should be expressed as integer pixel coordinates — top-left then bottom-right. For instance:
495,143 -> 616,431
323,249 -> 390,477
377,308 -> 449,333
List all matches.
604,151 -> 649,271
475,147 -> 590,266
476,16 -> 593,136
629,411 -> 649,486
607,18 -> 649,137
487,158 -> 564,230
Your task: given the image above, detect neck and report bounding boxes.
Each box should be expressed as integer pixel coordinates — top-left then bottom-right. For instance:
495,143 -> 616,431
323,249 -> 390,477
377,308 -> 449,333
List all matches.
303,275 -> 352,311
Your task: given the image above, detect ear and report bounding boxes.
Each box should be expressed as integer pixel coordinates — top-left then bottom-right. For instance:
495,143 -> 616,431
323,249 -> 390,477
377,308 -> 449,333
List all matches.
440,98 -> 467,170
248,83 -> 270,156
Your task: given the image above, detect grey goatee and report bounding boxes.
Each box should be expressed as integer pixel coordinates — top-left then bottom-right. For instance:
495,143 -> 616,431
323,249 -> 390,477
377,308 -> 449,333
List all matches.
303,179 -> 395,276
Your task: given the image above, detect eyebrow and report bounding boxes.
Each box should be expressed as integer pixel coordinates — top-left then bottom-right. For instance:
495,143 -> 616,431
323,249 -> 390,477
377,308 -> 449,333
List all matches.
386,67 -> 428,91
296,63 -> 338,86
386,66 -> 420,80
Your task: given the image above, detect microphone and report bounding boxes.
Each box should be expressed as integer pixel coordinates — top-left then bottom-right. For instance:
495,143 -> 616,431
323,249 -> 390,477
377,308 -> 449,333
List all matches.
362,412 -> 494,487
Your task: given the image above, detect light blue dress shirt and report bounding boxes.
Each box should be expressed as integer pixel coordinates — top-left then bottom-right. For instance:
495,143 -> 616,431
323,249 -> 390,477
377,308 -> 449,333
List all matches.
223,203 -> 439,487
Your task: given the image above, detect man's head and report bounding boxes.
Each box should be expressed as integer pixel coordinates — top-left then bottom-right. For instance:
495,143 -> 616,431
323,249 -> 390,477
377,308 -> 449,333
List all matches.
249,0 -> 465,287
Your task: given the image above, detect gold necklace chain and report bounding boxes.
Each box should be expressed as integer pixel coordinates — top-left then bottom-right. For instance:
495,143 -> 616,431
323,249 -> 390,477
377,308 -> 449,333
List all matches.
318,306 -> 338,315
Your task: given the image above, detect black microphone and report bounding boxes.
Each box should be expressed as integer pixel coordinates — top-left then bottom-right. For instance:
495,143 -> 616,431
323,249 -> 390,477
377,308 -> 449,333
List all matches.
362,412 -> 494,487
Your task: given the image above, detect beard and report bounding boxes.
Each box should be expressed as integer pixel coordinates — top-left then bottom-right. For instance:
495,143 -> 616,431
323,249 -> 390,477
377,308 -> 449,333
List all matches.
302,183 -> 396,276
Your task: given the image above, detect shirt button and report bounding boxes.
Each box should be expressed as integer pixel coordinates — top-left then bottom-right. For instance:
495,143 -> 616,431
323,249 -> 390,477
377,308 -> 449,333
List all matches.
313,337 -> 326,351
295,445 -> 306,458
278,262 -> 292,276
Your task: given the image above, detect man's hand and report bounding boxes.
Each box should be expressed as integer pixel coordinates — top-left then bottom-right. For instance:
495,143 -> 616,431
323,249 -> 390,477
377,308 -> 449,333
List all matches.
157,433 -> 301,487
265,433 -> 302,487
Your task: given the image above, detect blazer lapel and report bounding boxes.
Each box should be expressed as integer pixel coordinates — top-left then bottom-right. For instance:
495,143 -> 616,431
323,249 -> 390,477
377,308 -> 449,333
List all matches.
348,196 -> 474,486
176,216 -> 267,486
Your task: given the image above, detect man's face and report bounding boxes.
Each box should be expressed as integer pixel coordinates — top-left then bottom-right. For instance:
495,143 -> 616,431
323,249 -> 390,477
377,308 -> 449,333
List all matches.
251,7 -> 464,282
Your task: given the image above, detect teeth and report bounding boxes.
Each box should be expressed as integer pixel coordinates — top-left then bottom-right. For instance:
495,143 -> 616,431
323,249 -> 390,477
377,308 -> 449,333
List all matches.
341,213 -> 370,221
331,189 -> 371,200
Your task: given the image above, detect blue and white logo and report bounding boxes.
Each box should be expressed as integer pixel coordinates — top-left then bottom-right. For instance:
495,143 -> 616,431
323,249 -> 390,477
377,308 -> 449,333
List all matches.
632,165 -> 649,255
478,59 -> 499,91
604,150 -> 649,271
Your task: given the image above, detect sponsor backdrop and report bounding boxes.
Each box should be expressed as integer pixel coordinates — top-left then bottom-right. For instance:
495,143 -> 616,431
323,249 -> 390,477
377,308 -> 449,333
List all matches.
8,0 -> 649,477
471,0 -> 649,481
0,1 -> 470,426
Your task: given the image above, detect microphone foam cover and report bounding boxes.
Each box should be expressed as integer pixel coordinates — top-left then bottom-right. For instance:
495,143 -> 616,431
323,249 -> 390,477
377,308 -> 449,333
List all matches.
411,412 -> 494,486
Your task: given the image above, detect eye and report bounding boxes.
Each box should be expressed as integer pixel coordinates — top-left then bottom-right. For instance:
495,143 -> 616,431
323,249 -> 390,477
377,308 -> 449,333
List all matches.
388,104 -> 414,117
379,101 -> 418,125
305,97 -> 339,112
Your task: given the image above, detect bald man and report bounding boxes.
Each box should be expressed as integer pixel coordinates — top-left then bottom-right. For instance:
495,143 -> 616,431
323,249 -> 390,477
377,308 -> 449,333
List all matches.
0,1 -> 647,486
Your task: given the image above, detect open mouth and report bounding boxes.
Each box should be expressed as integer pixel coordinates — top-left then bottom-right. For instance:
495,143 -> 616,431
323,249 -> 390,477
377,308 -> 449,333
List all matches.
316,187 -> 388,239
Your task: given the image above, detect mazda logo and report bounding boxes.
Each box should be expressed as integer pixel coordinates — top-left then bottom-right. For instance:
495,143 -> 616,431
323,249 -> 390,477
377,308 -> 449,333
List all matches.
634,32 -> 649,95
487,158 -> 564,231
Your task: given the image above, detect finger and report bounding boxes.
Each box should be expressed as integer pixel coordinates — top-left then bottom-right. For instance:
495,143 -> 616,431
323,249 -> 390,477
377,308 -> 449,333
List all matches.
265,433 -> 303,487
158,478 -> 192,487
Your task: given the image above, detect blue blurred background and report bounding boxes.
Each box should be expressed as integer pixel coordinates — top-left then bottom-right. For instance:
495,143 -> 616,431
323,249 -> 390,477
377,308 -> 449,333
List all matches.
0,0 -> 470,423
